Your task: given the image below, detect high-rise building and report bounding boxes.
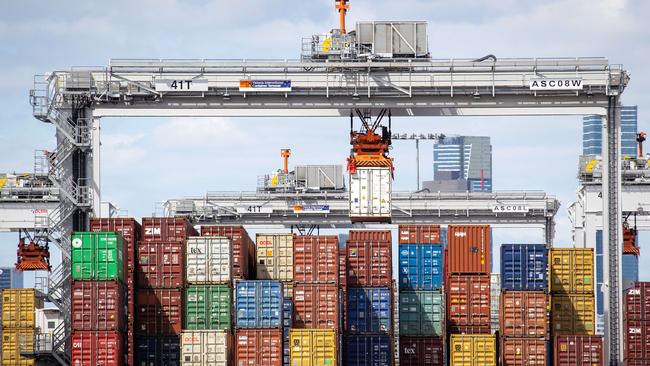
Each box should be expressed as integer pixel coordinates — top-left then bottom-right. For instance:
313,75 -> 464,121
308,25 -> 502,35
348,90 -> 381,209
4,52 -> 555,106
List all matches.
0,267 -> 24,289
429,135 -> 492,192
583,105 -> 638,156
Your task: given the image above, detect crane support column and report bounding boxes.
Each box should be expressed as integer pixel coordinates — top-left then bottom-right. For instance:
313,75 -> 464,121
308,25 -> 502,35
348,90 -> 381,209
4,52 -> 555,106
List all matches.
91,117 -> 101,217
602,99 -> 624,365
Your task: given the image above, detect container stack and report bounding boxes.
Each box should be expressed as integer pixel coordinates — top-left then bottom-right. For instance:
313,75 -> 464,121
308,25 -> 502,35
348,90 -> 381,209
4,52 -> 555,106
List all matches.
1,288 -> 42,366
624,282 -> 650,365
397,225 -> 445,366
291,235 -> 339,366
548,248 -> 602,365
446,225 -> 495,366
70,232 -> 127,366
136,218 -> 197,365
345,230 -> 393,366
499,244 -> 549,366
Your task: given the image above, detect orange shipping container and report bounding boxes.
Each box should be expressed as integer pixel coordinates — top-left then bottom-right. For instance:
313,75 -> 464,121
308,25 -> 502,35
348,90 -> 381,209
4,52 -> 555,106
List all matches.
293,236 -> 339,284
500,291 -> 549,338
235,329 -> 283,366
447,225 -> 491,274
447,274 -> 491,328
293,284 -> 339,329
398,224 -> 441,244
501,338 -> 548,366
347,231 -> 392,287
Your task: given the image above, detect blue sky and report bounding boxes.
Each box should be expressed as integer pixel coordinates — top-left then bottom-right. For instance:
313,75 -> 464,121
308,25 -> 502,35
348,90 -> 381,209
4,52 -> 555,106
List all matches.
1,0 -> 649,283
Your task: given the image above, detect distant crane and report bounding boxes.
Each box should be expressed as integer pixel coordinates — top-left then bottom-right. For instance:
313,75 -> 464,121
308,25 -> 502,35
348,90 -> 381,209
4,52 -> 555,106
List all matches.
335,0 -> 350,33
391,133 -> 445,190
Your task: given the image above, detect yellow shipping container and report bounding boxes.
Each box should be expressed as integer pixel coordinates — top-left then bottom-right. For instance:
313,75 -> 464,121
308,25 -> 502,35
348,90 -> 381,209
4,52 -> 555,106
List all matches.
1,289 -> 43,329
2,328 -> 35,366
549,248 -> 594,294
256,234 -> 294,284
551,293 -> 595,335
450,334 -> 497,366
290,329 -> 337,366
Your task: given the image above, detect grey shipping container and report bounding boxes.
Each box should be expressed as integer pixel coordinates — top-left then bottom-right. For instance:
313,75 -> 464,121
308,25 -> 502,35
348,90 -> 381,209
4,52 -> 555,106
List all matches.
295,165 -> 345,191
356,21 -> 429,58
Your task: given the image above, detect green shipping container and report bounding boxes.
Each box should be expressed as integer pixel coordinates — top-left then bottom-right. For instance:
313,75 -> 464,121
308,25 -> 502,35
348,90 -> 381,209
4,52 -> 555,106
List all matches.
399,290 -> 444,336
185,285 -> 232,330
71,232 -> 125,282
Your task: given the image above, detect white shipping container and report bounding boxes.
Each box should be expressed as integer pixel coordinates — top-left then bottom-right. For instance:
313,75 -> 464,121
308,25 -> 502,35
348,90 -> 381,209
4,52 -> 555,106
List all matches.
181,330 -> 231,366
186,237 -> 231,284
349,167 -> 392,221
256,234 -> 294,283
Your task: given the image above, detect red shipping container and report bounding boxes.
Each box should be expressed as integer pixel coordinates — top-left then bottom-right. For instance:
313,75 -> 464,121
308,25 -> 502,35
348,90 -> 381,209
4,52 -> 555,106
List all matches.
72,281 -> 126,332
142,217 -> 197,242
399,336 -> 444,366
447,274 -> 490,328
127,281 -> 135,326
625,282 -> 650,321
293,283 -> 339,329
348,230 -> 391,242
500,291 -> 549,338
235,328 -> 283,366
554,335 -> 603,366
346,232 -> 392,287
71,330 -> 124,366
137,241 -> 185,288
293,236 -> 339,284
136,288 -> 183,336
126,329 -> 134,366
90,218 -> 141,273
447,225 -> 491,274
446,325 -> 491,334
501,338 -> 548,366
625,320 -> 650,362
339,247 -> 347,290
398,225 -> 441,244
201,225 -> 253,279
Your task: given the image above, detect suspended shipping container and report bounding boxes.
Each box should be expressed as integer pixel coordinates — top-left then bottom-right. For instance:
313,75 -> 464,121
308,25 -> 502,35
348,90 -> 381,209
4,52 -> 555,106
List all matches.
398,336 -> 444,366
90,218 -> 141,273
500,338 -> 548,366
398,244 -> 443,290
1,328 -> 34,366
135,336 -> 181,366
71,281 -> 126,331
235,329 -> 283,366
347,231 -> 392,287
186,236 -> 231,284
256,233 -> 293,283
625,282 -> 650,321
398,224 -> 441,244
398,290 -> 444,337
200,225 -> 254,280
549,248 -> 594,294
447,225 -> 491,274
137,241 -> 185,288
141,217 -> 197,242
235,280 -> 283,329
624,320 -> 650,363
71,331 -> 124,366
499,291 -> 548,338
180,330 -> 230,366
553,335 -> 603,366
550,294 -> 595,335
292,283 -> 339,329
136,288 -> 183,335
71,232 -> 125,282
1,289 -> 42,329
449,334 -> 497,366
500,244 -> 548,291
447,274 -> 490,328
184,285 -> 231,330
345,334 -> 391,366
349,167 -> 392,222
293,236 -> 339,284
347,287 -> 392,334
290,329 -> 338,366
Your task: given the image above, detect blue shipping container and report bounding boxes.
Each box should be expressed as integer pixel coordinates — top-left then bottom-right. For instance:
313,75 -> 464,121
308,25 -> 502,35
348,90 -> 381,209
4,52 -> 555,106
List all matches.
345,335 -> 392,366
135,336 -> 180,366
501,244 -> 548,291
398,244 -> 444,290
283,297 -> 292,366
235,280 -> 283,328
347,287 -> 392,334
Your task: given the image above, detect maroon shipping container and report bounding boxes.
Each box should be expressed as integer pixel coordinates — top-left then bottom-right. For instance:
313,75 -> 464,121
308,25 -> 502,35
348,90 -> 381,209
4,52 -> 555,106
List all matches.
141,217 -> 198,242
71,331 -> 124,366
90,218 -> 141,273
293,283 -> 339,329
447,225 -> 491,274
346,232 -> 392,287
72,281 -> 126,332
399,336 -> 444,366
135,288 -> 183,335
398,225 -> 441,244
137,241 -> 185,288
625,320 -> 650,363
625,282 -> 650,321
126,280 -> 135,327
201,225 -> 253,279
339,247 -> 347,290
500,291 -> 549,338
235,328 -> 283,366
501,338 -> 548,366
293,236 -> 339,284
348,230 -> 391,242
447,274 -> 490,328
126,329 -> 134,366
446,325 -> 491,334
554,335 -> 603,366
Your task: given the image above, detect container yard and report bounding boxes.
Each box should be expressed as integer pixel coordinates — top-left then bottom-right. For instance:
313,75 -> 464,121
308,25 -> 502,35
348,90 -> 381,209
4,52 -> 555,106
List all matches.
1,1 -> 649,366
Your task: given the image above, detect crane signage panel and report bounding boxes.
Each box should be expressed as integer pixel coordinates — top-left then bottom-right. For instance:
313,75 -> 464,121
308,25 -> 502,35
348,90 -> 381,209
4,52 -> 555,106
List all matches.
293,204 -> 330,214
154,78 -> 209,92
491,204 -> 529,213
239,80 -> 292,92
236,205 -> 274,214
529,77 -> 583,90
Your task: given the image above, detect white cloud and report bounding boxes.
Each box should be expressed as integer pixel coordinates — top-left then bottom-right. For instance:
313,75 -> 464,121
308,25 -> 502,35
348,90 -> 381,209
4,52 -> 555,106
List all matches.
152,117 -> 247,149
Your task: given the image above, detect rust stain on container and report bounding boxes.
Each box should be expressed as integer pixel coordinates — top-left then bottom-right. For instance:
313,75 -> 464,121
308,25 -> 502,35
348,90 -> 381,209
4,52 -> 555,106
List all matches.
136,288 -> 183,336
447,225 -> 491,274
398,224 -> 441,244
72,281 -> 126,332
292,283 -> 339,329
554,335 -> 603,366
500,291 -> 549,338
447,274 -> 491,328
201,225 -> 254,280
137,241 -> 185,288
346,230 -> 392,287
293,236 -> 339,284
501,338 -> 548,366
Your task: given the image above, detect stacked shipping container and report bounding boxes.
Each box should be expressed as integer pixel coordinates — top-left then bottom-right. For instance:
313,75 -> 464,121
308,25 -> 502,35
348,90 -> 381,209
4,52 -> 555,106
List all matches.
397,225 -> 445,366
1,289 -> 42,366
624,282 -> 650,365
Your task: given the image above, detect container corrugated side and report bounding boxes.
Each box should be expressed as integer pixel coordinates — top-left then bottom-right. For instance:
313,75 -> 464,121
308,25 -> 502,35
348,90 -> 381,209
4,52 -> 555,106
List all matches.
293,236 -> 339,284
625,282 -> 650,321
447,274 -> 490,328
71,232 -> 125,282
549,248 -> 594,294
625,320 -> 650,363
186,236 -> 231,284
344,334 -> 391,366
398,244 -> 443,290
398,224 -> 441,244
200,225 -> 254,280
235,329 -> 282,366
1,329 -> 34,366
500,338 -> 547,366
398,336 -> 444,366
399,290 -> 444,336
90,218 -> 141,273
290,329 -> 338,366
1,289 -> 42,328
184,285 -> 231,330
349,167 -> 392,222
136,288 -> 183,335
71,281 -> 126,331
283,298 -> 293,366
137,241 -> 185,288
553,335 -> 603,366
293,283 -> 339,329
500,244 -> 548,291
499,291 -> 548,338
256,233 -> 293,282
141,217 -> 198,242
551,294 -> 595,336
135,336 -> 180,366
180,330 -> 230,366
235,280 -> 283,328
347,232 -> 392,287
347,287 -> 392,334
71,331 -> 124,366
447,225 -> 491,275
449,334 -> 496,366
